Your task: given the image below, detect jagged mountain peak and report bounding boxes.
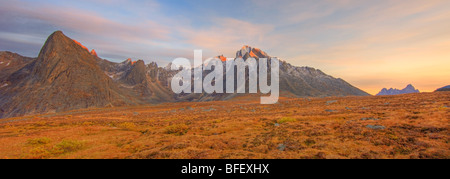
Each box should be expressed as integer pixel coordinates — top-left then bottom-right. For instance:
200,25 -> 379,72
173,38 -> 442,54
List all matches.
236,45 -> 269,59
32,31 -> 101,83
0,30 -> 138,118
90,49 -> 98,56
376,84 -> 420,96
120,59 -> 147,86
405,84 -> 415,89
123,58 -> 137,65
38,31 -> 93,60
134,59 -> 145,67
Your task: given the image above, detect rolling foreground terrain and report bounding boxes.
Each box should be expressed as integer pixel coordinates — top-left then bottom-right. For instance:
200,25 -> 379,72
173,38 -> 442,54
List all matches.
0,92 -> 448,159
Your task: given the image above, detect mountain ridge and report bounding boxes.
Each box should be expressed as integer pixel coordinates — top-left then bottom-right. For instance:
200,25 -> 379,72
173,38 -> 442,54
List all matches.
376,84 -> 420,96
0,31 -> 370,118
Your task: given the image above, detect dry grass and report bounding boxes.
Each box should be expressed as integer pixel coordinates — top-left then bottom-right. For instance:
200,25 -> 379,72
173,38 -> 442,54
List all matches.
0,92 -> 448,159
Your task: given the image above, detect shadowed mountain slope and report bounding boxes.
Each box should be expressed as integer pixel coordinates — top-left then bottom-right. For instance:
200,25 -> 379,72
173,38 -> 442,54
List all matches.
0,31 -> 140,118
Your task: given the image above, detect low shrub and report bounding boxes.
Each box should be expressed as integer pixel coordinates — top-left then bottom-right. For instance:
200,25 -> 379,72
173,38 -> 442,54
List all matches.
278,117 -> 297,124
118,122 -> 137,130
165,124 -> 189,136
53,140 -> 84,154
27,137 -> 52,145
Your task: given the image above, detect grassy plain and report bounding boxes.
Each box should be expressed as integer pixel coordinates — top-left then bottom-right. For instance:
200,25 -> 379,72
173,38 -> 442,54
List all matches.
0,92 -> 448,159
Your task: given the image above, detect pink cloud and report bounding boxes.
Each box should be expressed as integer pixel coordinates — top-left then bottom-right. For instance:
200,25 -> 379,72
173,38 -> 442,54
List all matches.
178,18 -> 274,57
1,1 -> 170,43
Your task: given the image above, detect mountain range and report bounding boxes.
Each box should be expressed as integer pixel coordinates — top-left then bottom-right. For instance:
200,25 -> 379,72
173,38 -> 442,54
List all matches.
0,31 -> 369,118
376,84 -> 420,96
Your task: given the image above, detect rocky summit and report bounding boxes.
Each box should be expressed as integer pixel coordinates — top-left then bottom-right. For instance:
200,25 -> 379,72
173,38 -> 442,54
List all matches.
0,31 -> 370,118
0,31 -> 139,119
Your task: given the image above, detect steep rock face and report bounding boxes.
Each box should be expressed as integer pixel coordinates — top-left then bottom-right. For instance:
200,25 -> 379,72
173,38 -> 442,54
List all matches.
121,60 -> 147,85
376,84 -> 420,96
143,63 -> 179,103
0,31 -> 136,118
118,60 -> 153,98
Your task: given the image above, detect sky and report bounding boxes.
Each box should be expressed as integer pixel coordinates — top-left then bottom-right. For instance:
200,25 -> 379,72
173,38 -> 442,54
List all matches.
0,0 -> 449,94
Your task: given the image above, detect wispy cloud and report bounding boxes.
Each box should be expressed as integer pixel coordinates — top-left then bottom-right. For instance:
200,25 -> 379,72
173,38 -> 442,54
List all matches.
0,0 -> 449,93
177,18 -> 274,57
0,0 -> 173,62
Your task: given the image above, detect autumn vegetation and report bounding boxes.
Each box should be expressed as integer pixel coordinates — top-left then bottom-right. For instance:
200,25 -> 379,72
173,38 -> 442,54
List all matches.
0,92 -> 448,159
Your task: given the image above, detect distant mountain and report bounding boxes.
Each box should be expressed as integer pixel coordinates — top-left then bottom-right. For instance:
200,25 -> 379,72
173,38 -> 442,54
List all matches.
376,84 -> 420,96
0,31 -> 370,118
435,85 -> 450,92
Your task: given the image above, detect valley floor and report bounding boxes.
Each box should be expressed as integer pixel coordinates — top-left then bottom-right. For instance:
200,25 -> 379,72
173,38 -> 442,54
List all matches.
0,92 -> 449,159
